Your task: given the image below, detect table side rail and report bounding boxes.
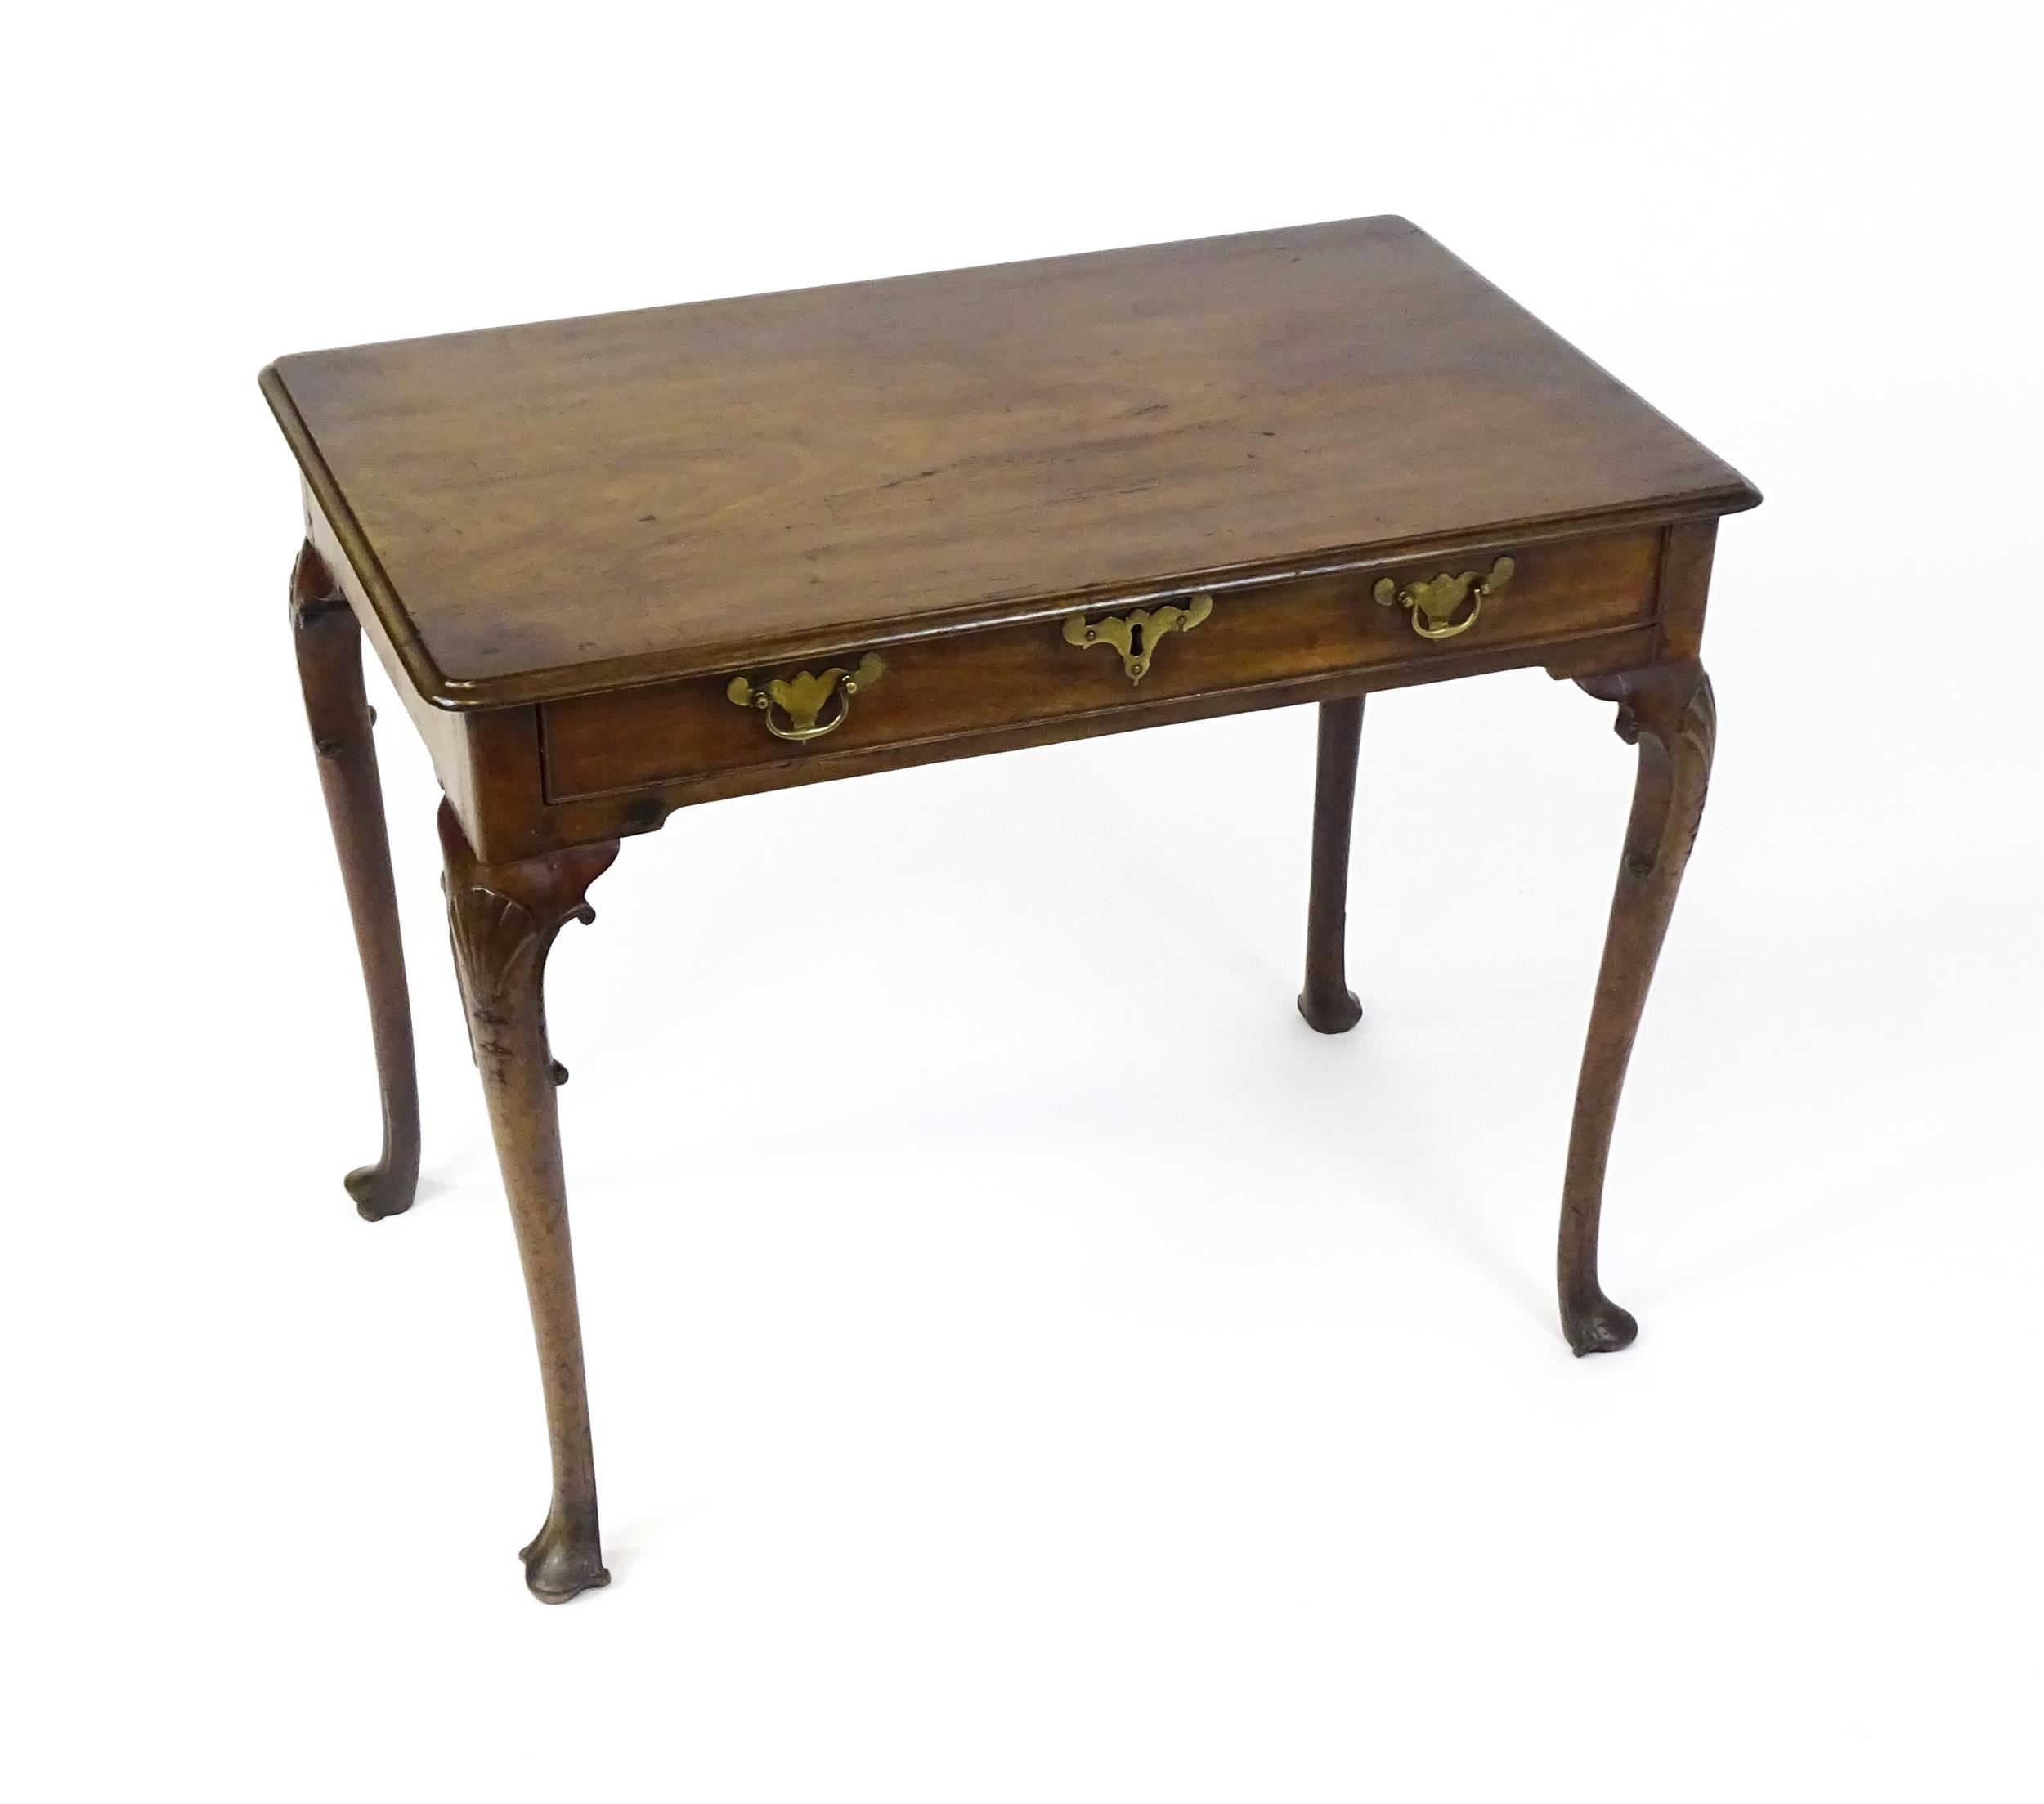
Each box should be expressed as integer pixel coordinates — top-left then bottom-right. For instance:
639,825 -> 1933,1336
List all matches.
540,527 -> 1663,806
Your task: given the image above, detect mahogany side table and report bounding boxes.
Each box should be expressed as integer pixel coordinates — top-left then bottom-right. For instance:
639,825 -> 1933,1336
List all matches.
263,217 -> 1759,1601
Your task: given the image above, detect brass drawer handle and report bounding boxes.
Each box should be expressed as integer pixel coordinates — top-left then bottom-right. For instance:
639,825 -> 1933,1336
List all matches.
726,652 -> 884,742
1062,591 -> 1213,684
1373,555 -> 1514,641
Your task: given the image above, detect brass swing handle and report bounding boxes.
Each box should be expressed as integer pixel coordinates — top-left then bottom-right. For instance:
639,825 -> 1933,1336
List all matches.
1373,556 -> 1515,641
726,652 -> 885,742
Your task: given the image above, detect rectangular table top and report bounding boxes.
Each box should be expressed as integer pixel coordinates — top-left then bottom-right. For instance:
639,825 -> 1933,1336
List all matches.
262,216 -> 1756,710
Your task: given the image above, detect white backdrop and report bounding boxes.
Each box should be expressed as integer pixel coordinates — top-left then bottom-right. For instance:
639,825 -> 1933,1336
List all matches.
8,4 -> 2040,1798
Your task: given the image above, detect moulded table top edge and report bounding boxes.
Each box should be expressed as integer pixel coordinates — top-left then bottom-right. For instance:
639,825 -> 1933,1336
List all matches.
271,406 -> 1756,712
262,216 -> 1760,712
331,502 -> 1762,713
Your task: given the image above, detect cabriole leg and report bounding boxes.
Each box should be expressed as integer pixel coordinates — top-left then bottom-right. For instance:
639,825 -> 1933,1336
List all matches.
289,543 -> 422,1221
1298,695 -> 1367,1033
1559,660 -> 1716,1354
438,802 -> 619,1601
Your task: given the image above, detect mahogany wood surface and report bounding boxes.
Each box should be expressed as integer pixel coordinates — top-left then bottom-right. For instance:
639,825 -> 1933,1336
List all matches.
289,544 -> 420,1221
1561,660 -> 1718,1354
1298,697 -> 1368,1035
539,527 -> 1660,801
262,216 -> 1755,708
271,216 -> 1759,1602
438,802 -> 618,1602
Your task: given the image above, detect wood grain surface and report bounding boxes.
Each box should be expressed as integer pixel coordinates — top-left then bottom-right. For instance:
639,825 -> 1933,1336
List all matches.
537,528 -> 1661,800
262,217 -> 1757,708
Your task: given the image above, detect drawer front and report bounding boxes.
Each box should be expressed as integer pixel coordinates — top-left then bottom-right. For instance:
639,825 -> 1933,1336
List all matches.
541,529 -> 1661,800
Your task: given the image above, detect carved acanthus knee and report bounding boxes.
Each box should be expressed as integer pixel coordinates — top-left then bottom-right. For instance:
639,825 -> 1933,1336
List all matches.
1578,660 -> 1716,883
440,811 -> 618,1083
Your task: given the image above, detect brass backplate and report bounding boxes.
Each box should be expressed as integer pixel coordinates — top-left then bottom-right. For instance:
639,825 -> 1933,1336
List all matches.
1062,591 -> 1214,683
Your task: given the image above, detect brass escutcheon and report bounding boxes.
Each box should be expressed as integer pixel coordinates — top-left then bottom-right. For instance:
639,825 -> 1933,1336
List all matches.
1373,555 -> 1515,641
1062,591 -> 1214,684
725,652 -> 885,742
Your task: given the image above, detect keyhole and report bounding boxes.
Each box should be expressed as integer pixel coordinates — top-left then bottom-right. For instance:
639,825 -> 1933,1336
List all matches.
1128,622 -> 1145,657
